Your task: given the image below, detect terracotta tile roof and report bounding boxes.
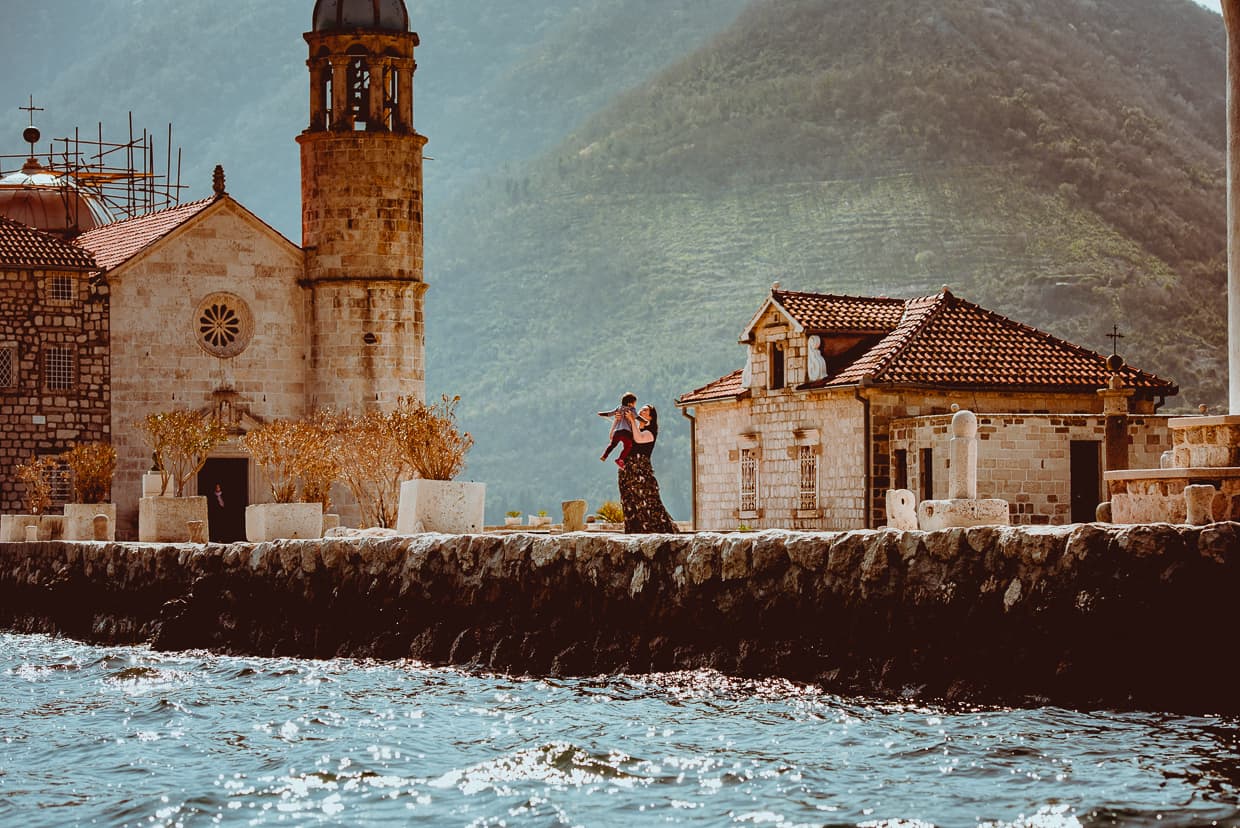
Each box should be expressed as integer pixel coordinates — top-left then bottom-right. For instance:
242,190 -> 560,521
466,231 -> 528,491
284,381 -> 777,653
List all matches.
0,216 -> 96,270
75,197 -> 217,271
678,369 -> 747,405
681,289 -> 1177,405
772,289 -> 906,333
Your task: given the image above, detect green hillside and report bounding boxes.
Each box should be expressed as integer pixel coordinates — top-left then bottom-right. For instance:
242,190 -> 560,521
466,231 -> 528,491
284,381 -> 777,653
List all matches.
429,0 -> 1228,521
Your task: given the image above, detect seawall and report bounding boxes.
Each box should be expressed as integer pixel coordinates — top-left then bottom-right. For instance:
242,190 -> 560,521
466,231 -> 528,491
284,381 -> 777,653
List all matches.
1,523 -> 1237,712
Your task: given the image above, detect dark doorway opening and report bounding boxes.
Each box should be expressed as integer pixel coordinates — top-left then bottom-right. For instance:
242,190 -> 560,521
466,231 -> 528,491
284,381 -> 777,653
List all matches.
1070,441 -> 1102,524
920,448 -> 934,502
198,458 -> 248,542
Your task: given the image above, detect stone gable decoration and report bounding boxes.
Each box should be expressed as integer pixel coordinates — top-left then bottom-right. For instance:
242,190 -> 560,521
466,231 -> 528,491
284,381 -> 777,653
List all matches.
0,0 -> 442,539
677,285 -> 1178,531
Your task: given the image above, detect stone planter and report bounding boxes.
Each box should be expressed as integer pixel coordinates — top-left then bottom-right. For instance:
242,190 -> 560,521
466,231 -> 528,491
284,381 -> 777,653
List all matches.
396,479 -> 486,535
322,513 -> 341,535
63,503 -> 117,541
504,516 -> 522,527
2,515 -> 41,542
139,496 -> 209,543
528,515 -> 552,528
246,502 -> 324,542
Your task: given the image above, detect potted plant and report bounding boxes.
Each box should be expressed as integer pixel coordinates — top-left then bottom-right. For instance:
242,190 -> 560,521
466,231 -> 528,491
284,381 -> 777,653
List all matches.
137,409 -> 227,542
392,395 -> 484,534
242,419 -> 324,542
2,456 -> 59,541
529,509 -> 551,528
592,500 -> 624,531
331,409 -> 409,530
504,510 -> 522,527
60,442 -> 117,541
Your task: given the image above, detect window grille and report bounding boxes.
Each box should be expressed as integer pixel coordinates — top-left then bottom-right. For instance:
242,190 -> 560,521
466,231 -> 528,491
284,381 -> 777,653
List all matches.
49,274 -> 75,303
799,445 -> 818,512
45,346 -> 75,391
0,347 -> 14,388
45,460 -> 73,507
740,448 -> 758,513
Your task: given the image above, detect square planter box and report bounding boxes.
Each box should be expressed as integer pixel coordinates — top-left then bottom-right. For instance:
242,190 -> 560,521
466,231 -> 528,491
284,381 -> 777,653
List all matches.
0,514 -> 64,542
139,496 -> 209,543
396,479 -> 486,534
246,502 -> 324,542
63,503 -> 117,541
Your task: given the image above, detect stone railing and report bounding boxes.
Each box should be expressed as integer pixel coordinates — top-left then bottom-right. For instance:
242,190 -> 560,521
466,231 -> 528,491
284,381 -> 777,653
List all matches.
0,524 -> 1237,712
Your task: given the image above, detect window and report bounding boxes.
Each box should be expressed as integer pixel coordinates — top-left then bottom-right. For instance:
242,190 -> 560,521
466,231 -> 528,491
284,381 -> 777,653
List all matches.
893,449 -> 908,491
920,448 -> 934,502
195,293 -> 254,358
45,346 -> 75,391
48,274 -> 75,303
0,347 -> 15,389
740,448 -> 759,513
45,459 -> 72,507
798,445 -> 818,512
769,343 -> 785,390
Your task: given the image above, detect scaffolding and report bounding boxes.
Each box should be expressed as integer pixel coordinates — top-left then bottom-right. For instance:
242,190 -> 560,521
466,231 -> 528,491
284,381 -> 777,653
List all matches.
1,109 -> 185,226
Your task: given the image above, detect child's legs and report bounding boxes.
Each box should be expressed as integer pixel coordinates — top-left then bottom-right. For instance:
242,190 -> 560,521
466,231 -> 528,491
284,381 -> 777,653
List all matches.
616,432 -> 634,463
601,432 -> 625,459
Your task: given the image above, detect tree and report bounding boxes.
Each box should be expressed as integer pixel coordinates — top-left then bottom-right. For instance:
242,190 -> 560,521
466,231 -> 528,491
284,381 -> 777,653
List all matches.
139,410 -> 228,497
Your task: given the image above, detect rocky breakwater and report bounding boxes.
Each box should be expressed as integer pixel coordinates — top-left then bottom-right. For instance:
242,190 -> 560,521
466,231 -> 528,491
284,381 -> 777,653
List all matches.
1,523 -> 1238,712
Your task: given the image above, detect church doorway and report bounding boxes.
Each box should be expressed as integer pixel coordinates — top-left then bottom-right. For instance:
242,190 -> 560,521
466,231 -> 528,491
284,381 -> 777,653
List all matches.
198,458 -> 249,542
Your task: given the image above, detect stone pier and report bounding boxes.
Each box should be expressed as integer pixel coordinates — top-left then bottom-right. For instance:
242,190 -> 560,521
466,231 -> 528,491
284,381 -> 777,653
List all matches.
1,526 -> 1238,713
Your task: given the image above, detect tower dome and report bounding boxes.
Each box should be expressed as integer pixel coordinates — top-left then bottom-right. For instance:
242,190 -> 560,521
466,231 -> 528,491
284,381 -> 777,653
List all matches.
312,0 -> 408,32
0,158 -> 112,239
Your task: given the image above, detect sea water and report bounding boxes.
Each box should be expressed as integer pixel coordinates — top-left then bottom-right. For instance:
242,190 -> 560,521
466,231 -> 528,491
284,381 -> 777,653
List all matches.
1,632 -> 1237,827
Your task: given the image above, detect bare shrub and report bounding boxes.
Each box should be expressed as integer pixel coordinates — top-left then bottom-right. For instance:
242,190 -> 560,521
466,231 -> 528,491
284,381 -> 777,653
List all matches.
243,419 -> 304,503
61,442 -> 117,504
296,411 -> 341,512
15,456 -> 56,515
139,410 -> 228,497
389,395 -> 474,481
331,410 -> 409,528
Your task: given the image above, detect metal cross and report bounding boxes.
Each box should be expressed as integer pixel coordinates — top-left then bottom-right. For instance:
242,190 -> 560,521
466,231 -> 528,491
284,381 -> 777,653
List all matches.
1106,324 -> 1125,354
19,95 -> 43,126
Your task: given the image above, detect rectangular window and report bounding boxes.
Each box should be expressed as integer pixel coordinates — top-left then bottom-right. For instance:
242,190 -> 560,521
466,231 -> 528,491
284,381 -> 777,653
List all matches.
0,347 -> 15,389
798,445 -> 818,512
48,274 -> 76,303
740,448 -> 759,513
45,346 -> 75,391
769,343 -> 785,390
893,449 -> 908,491
921,448 -> 934,502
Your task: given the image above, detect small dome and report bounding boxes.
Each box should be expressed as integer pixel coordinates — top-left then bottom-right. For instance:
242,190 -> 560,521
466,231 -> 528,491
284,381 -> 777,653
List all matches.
313,0 -> 409,32
0,159 -> 112,238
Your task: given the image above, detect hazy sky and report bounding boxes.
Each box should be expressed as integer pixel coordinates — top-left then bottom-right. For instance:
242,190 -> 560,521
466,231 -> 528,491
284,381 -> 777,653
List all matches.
1194,0 -> 1221,13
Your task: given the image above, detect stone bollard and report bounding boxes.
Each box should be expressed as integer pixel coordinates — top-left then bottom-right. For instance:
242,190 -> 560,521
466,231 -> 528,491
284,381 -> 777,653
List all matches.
93,514 -> 110,541
24,525 -> 38,543
1160,450 -> 1175,470
562,500 -> 587,532
948,409 -> 978,500
885,489 -> 918,531
1184,484 -> 1216,526
187,520 -> 206,544
1095,501 -> 1112,523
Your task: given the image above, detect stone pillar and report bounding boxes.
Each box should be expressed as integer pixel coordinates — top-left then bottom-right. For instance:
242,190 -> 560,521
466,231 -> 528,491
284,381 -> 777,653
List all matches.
397,62 -> 414,132
948,409 -> 977,500
1225,2 -> 1240,413
1185,484 -> 1217,526
309,63 -> 328,131
92,514 -> 110,542
562,500 -> 587,532
24,525 -> 37,543
367,57 -> 387,129
331,59 -> 350,130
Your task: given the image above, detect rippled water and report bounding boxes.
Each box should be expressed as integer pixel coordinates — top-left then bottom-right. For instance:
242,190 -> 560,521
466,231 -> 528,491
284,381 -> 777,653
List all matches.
1,633 -> 1238,827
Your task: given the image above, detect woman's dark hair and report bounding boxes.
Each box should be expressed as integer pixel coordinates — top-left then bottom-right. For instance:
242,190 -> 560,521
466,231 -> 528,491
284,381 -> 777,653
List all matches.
644,405 -> 659,438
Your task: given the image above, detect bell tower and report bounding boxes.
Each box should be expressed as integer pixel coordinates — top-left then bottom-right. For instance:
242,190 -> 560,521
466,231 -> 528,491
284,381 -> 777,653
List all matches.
298,0 -> 427,412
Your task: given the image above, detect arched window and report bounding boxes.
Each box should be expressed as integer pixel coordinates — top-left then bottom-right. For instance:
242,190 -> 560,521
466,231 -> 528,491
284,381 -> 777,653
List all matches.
346,46 -> 371,129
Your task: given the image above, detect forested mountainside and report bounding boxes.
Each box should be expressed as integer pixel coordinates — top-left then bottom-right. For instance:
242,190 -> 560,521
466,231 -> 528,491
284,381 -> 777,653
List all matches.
1,0 -> 1227,522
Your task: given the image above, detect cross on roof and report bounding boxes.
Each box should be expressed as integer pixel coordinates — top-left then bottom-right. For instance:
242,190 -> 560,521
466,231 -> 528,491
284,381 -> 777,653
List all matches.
19,95 -> 43,126
1106,324 -> 1125,354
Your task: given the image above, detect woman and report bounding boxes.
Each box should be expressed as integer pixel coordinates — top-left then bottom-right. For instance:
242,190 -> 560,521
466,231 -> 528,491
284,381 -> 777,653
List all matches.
618,404 -> 678,534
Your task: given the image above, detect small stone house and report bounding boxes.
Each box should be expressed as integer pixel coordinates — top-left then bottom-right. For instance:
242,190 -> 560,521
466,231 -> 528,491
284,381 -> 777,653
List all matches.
675,287 -> 1178,530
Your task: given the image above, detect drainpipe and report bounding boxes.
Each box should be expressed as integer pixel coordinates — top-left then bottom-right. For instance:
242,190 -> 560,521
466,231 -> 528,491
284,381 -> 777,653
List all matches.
681,405 -> 698,531
853,375 -> 873,529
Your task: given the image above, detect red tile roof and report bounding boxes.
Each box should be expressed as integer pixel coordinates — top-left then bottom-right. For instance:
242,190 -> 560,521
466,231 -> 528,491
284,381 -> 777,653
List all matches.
0,216 -> 97,270
679,288 -> 1177,405
75,197 -> 216,271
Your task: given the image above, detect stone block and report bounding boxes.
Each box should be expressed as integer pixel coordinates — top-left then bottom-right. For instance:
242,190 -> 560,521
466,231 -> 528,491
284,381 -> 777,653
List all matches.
64,503 -> 116,541
246,502 -> 324,542
918,498 -> 1010,531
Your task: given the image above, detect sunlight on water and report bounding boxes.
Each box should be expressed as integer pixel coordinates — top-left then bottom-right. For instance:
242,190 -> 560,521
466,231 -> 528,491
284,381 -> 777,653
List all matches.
0,632 -> 1238,827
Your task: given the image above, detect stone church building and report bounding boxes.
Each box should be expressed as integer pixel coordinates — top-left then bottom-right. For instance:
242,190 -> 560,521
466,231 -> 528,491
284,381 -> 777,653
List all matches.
676,287 -> 1179,531
0,0 -> 427,539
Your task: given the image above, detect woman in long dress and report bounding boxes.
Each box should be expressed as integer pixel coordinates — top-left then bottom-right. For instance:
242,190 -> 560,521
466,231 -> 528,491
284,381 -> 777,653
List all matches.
618,404 -> 678,533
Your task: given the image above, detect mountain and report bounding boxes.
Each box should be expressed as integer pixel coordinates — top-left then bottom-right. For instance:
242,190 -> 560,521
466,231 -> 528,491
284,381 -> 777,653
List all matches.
428,0 -> 1227,521
0,0 -> 1228,524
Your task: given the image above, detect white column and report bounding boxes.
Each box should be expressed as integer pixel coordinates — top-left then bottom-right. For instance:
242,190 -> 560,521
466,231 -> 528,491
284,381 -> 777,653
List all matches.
948,409 -> 978,500
1225,2 -> 1240,413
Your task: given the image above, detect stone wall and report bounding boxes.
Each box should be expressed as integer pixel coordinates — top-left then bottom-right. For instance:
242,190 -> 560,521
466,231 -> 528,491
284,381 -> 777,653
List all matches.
0,266 -> 109,513
108,201 -> 307,537
892,413 -> 1173,524
1,524 -> 1237,712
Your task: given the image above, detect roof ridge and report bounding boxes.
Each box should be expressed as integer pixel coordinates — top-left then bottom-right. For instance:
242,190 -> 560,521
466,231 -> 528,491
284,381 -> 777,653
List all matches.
864,292 -> 949,381
79,195 -> 215,236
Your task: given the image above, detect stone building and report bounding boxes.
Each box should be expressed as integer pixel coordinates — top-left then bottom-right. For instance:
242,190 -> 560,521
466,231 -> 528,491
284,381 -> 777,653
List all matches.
676,287 -> 1178,530
0,0 -> 427,538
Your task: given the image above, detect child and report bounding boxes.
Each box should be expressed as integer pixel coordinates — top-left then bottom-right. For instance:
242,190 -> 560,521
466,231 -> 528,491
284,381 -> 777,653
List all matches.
598,392 -> 646,469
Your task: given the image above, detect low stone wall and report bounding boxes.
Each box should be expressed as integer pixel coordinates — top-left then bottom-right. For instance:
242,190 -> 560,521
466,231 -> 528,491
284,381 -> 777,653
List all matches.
1,524 -> 1237,712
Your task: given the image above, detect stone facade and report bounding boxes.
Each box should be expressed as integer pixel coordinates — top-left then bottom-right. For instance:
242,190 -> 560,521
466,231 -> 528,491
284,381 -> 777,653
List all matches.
892,413 -> 1171,525
0,265 -> 109,513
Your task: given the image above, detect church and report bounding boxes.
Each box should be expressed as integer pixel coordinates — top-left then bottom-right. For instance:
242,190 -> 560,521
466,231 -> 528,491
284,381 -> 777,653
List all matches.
0,0 -> 427,539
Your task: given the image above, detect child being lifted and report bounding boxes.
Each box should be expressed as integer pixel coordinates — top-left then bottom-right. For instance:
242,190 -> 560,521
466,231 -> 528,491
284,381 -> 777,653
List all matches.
598,392 -> 647,469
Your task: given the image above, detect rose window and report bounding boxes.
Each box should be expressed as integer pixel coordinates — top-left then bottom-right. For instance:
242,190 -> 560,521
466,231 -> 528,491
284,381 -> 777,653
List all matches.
194,293 -> 254,358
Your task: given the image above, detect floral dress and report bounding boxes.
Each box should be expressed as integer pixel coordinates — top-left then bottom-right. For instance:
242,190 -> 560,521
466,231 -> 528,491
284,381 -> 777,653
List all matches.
619,447 -> 678,534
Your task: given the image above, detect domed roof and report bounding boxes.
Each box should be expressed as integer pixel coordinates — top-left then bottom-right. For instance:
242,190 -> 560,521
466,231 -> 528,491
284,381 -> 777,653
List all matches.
312,0 -> 409,32
0,158 -> 112,239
